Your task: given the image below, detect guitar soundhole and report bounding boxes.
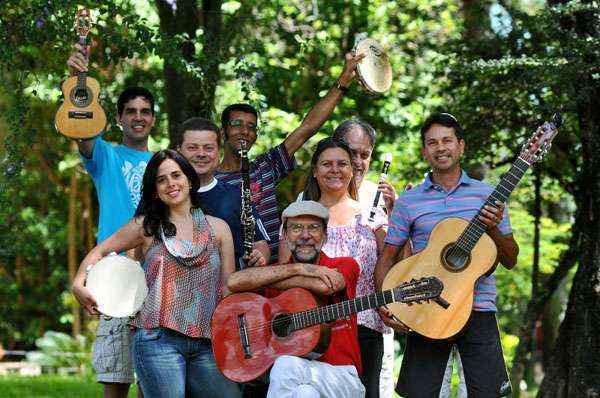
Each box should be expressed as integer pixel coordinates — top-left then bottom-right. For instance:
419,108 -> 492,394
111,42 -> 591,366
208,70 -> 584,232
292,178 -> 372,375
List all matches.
70,86 -> 93,108
441,243 -> 471,272
271,314 -> 293,338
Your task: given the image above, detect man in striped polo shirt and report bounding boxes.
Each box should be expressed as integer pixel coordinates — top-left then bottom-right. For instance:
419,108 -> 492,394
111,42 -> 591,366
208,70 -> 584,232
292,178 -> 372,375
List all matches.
215,52 -> 363,263
375,112 -> 519,397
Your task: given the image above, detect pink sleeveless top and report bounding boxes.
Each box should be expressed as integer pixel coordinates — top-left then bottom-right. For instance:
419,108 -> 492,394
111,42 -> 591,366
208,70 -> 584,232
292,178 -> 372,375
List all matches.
132,209 -> 222,338
322,210 -> 390,334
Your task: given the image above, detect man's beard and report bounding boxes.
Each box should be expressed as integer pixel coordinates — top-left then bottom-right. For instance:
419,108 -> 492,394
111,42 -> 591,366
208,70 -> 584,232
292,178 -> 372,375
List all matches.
288,239 -> 323,264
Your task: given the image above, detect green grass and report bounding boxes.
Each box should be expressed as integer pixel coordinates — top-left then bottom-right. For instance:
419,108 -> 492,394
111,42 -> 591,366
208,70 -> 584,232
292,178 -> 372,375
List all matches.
0,375 -> 138,398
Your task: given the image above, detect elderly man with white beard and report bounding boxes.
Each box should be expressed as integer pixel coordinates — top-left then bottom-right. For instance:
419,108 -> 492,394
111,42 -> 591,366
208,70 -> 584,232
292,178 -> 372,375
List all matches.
227,201 -> 366,398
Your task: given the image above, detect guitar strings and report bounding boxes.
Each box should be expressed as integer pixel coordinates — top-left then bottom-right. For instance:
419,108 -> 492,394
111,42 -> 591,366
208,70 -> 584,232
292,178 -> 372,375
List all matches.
223,287 -> 422,335
229,295 -> 383,335
445,155 -> 529,262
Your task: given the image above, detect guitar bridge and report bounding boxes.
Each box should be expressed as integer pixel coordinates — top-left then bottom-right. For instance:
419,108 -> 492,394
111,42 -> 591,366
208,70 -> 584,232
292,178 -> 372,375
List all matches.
68,111 -> 93,119
238,314 -> 252,359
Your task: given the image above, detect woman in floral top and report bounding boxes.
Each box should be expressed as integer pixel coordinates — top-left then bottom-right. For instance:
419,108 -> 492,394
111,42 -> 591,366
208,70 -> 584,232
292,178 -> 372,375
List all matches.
301,137 -> 389,398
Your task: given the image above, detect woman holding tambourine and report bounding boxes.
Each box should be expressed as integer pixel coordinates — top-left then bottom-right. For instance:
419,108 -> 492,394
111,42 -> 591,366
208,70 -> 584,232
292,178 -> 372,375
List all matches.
72,149 -> 241,398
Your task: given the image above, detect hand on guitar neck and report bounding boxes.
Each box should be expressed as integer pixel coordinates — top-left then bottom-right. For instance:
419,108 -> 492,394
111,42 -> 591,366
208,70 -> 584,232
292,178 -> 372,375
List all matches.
477,200 -> 519,270
477,200 -> 505,231
67,43 -> 91,77
378,306 -> 410,334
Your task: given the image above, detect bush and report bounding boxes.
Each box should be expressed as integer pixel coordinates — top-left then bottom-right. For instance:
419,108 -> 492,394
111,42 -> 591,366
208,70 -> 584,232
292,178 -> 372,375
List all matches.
26,331 -> 91,375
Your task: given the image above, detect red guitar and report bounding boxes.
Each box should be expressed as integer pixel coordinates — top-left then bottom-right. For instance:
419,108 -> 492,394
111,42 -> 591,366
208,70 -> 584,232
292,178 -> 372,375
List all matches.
211,276 -> 447,382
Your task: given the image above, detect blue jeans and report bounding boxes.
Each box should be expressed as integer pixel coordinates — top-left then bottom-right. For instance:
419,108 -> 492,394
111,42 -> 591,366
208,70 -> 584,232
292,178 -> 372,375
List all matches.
132,328 -> 241,398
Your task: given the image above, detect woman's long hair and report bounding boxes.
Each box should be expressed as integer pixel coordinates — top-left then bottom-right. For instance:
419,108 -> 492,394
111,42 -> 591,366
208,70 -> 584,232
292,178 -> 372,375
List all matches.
135,149 -> 202,240
303,137 -> 358,201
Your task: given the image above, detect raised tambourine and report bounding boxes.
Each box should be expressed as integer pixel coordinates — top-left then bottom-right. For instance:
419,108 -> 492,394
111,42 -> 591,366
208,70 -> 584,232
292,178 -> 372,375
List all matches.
86,253 -> 148,318
353,37 -> 392,94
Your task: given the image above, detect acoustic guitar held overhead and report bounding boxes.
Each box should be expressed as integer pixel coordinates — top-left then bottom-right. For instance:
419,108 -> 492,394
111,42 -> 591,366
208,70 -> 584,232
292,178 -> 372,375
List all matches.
55,8 -> 106,139
211,276 -> 446,383
382,114 -> 562,340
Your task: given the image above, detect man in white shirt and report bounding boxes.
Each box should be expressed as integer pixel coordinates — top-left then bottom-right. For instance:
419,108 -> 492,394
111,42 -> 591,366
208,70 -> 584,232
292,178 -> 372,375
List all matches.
332,119 -> 396,398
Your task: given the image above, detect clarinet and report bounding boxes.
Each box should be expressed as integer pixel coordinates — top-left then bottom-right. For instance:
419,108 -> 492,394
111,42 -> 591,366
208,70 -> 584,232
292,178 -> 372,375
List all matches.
368,153 -> 393,223
239,139 -> 256,268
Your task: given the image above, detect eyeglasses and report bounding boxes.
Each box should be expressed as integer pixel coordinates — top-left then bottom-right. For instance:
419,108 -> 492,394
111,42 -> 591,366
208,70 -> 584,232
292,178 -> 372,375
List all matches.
287,223 -> 323,235
228,119 -> 258,132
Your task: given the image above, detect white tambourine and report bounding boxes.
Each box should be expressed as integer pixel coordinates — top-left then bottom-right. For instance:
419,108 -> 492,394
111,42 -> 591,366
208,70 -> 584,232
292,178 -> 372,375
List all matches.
354,37 -> 392,94
86,253 -> 148,318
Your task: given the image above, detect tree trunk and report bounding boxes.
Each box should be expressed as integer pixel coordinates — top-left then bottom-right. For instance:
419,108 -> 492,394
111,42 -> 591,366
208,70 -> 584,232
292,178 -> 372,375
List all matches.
155,0 -> 223,145
461,0 -> 493,50
537,118 -> 600,397
536,0 -> 600,394
537,25 -> 600,398
509,217 -> 580,397
67,160 -> 80,337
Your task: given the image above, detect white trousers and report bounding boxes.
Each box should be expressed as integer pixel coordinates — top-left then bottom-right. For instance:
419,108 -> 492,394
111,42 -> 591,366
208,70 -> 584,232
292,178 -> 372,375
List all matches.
380,332 -> 395,397
267,355 -> 366,398
439,345 -> 467,398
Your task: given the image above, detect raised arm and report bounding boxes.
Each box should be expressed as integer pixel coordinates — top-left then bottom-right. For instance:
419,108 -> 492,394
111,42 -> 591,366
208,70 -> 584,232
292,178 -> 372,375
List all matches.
66,42 -> 95,158
283,52 -> 363,156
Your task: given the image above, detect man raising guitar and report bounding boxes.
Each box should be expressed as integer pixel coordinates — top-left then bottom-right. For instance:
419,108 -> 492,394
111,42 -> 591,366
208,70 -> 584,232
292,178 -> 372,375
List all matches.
374,112 -> 519,397
67,42 -> 155,398
226,200 -> 366,398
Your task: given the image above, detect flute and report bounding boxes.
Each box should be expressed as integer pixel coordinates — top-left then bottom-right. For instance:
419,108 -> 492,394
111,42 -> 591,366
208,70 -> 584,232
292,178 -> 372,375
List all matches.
368,153 -> 393,223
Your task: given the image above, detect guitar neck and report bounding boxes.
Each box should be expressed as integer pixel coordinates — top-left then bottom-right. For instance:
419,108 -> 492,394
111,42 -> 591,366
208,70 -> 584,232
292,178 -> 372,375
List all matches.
290,289 -> 395,331
457,155 -> 531,252
76,35 -> 88,85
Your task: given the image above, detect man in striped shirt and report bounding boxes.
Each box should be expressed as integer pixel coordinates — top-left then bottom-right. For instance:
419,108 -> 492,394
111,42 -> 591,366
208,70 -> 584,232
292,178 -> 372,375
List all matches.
375,112 -> 519,397
215,52 -> 363,263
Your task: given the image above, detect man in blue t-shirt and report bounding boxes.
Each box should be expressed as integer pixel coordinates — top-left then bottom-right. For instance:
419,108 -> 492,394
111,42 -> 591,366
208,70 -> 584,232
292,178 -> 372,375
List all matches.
177,117 -> 270,269
67,43 -> 155,398
375,113 -> 520,397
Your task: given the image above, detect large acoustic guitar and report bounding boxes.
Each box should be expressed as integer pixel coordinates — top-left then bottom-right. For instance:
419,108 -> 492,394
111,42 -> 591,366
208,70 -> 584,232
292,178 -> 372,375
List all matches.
211,276 -> 445,382
55,8 -> 106,139
383,114 -> 562,340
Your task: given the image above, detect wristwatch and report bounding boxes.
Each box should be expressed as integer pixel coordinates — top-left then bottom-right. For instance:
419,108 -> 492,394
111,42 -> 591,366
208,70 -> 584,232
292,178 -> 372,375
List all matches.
334,80 -> 349,94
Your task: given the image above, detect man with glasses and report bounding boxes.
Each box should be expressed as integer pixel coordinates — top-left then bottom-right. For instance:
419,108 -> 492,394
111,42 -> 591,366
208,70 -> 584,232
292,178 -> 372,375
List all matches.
227,201 -> 365,398
216,53 -> 363,262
